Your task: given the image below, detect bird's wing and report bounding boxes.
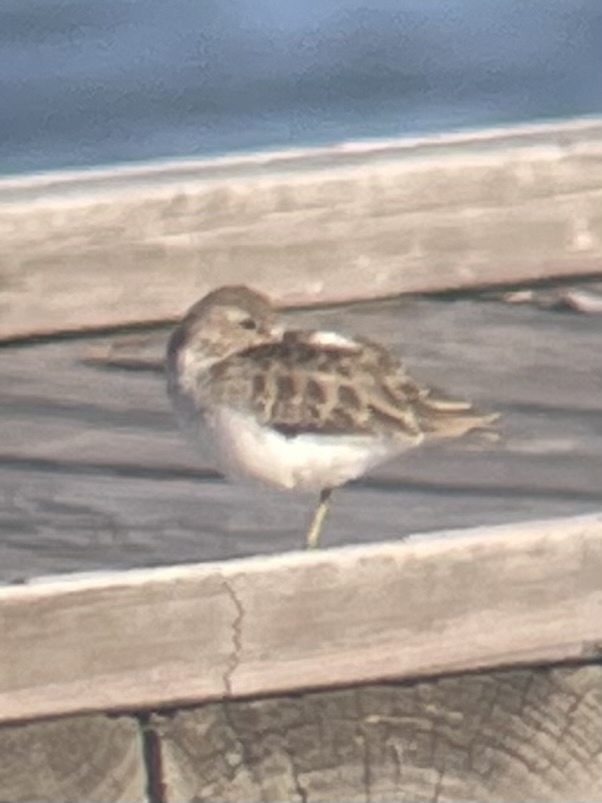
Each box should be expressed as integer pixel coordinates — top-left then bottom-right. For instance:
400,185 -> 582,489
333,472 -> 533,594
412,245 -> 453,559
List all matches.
208,329 -> 497,441
353,334 -> 499,439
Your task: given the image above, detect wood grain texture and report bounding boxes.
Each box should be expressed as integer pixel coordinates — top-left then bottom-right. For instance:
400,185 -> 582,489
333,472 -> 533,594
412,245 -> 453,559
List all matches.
154,664 -> 602,802
0,714 -> 146,802
1,117 -> 601,338
1,514 -> 601,724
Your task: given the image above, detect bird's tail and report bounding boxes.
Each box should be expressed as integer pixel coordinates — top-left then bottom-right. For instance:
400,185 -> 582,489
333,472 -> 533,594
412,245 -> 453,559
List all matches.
415,388 -> 500,442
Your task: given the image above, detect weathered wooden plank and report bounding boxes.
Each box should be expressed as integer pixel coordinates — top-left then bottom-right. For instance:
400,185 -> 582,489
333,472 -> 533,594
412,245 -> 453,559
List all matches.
2,458 -> 601,586
1,117 -> 601,338
0,714 -> 146,802
2,462 -> 601,591
154,664 -> 602,802
0,514 -> 601,724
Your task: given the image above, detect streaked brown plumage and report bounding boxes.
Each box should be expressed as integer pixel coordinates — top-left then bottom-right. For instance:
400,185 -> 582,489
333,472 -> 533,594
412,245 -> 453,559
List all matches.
208,331 -> 495,441
167,285 -> 498,548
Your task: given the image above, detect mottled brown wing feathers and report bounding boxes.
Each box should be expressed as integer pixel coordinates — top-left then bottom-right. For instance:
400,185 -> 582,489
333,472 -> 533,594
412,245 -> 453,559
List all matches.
209,331 -> 496,441
357,337 -> 498,438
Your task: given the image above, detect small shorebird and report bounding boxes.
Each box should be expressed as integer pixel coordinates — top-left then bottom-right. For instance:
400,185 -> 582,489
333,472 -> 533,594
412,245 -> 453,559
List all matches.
166,286 -> 497,549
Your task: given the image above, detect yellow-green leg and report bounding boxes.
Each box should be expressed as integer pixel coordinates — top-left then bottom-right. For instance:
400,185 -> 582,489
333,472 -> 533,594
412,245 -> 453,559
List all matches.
305,488 -> 333,549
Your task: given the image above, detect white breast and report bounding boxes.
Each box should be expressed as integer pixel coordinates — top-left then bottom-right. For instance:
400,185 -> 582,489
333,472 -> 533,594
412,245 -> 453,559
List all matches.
205,407 -> 417,492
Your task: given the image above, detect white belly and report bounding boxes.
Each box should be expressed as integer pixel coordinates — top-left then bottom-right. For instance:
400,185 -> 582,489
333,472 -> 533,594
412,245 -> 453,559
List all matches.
202,407 -> 416,492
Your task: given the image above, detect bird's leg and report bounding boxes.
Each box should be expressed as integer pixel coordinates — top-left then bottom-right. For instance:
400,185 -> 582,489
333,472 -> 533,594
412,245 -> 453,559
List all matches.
305,488 -> 333,549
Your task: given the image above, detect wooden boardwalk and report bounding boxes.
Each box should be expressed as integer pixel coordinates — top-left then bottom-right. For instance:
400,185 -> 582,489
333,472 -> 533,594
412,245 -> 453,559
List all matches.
1,118 -> 601,801
1,291 -> 601,583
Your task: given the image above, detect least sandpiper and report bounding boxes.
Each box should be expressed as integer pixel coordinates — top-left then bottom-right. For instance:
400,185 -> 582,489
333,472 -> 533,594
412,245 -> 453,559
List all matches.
166,286 -> 497,549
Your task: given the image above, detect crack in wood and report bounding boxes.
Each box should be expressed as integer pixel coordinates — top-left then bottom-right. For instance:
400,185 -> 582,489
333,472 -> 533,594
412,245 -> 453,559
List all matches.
354,689 -> 372,803
221,578 -> 244,697
283,746 -> 309,803
138,713 -> 167,803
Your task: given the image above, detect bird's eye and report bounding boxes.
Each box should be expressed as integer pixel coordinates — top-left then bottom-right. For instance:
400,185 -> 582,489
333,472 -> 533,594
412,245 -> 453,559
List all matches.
240,317 -> 257,330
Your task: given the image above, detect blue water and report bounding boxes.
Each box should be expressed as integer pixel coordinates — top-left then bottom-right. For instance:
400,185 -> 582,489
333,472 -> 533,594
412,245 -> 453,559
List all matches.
1,0 -> 601,174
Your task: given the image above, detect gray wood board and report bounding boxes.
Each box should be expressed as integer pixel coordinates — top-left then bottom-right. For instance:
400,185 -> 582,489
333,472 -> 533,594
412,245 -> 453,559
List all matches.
154,665 -> 602,802
2,515 -> 601,722
0,714 -> 146,803
2,665 -> 601,801
1,295 -> 601,583
1,118 -> 602,339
